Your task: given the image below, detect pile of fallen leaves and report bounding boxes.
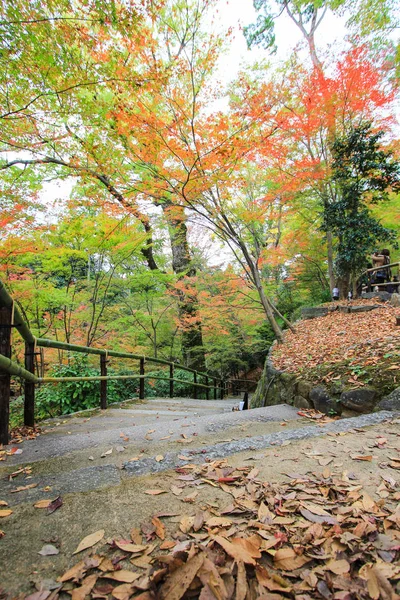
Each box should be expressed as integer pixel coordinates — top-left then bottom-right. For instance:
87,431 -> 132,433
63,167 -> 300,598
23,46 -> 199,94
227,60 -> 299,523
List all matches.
10,426 -> 41,444
272,302 -> 400,384
29,459 -> 400,600
0,427 -> 41,464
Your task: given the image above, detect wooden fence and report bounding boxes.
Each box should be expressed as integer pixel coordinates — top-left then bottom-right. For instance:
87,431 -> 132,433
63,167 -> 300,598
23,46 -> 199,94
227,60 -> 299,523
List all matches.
0,280 -> 256,444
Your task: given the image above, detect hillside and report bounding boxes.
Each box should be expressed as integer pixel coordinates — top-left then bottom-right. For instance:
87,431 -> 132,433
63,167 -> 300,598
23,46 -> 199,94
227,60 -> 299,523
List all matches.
252,299 -> 400,412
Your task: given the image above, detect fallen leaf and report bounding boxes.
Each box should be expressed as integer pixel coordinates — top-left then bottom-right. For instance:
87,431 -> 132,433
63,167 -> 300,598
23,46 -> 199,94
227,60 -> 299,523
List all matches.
156,455 -> 164,462
104,570 -> 141,583
235,560 -> 247,600
73,529 -> 105,554
0,509 -> 12,517
11,483 -> 37,493
47,496 -> 63,514
158,550 -> 204,600
274,547 -> 310,571
152,516 -> 166,540
71,573 -> 98,600
38,544 -> 59,556
214,536 -> 259,565
34,499 -> 52,509
351,455 -> 373,462
114,540 -> 148,553
144,489 -> 167,495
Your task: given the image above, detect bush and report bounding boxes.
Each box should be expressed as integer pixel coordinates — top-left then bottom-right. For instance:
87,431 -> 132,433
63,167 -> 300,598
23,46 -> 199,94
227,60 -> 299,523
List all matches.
34,354 -> 213,420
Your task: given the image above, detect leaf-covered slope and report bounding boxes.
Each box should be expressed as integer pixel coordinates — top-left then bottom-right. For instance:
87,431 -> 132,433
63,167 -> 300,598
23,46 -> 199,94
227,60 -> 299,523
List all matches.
272,301 -> 400,393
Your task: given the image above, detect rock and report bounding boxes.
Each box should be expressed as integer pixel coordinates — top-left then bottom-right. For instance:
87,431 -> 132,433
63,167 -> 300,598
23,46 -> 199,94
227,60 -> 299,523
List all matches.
361,291 -> 390,301
293,395 -> 310,409
378,387 -> 400,411
349,305 -> 380,313
340,388 -> 377,413
309,386 -> 342,415
296,380 -> 312,399
301,307 -> 328,320
329,380 -> 344,395
390,293 -> 400,307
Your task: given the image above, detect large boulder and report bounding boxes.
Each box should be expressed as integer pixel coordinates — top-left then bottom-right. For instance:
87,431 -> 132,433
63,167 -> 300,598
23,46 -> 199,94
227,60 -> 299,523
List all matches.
378,387 -> 400,411
309,386 -> 341,415
340,388 -> 377,413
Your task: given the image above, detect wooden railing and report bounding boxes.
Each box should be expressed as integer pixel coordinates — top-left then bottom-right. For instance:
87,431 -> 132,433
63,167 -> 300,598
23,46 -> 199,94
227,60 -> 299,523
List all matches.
362,261 -> 400,292
0,280 -> 255,444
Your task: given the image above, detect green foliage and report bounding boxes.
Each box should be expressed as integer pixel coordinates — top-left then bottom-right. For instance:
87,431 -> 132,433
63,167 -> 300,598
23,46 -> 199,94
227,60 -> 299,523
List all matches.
33,354 -> 212,420
35,354 -> 139,419
328,122 -> 400,281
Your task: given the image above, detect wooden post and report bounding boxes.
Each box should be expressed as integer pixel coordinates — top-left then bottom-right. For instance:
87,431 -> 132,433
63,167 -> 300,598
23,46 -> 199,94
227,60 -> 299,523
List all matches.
100,354 -> 107,409
24,341 -> 35,426
169,363 -> 174,398
220,379 -> 224,399
139,357 -> 145,400
0,304 -> 12,445
193,371 -> 197,399
205,375 -> 209,400
213,378 -> 217,401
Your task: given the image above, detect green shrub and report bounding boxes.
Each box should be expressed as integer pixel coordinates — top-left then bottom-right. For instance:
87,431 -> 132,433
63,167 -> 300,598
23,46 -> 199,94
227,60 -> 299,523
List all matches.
34,354 -> 213,420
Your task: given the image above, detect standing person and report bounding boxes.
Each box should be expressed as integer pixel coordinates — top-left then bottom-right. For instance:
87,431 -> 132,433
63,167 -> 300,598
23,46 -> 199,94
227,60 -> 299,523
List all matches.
347,290 -> 352,301
381,249 -> 391,283
332,285 -> 339,301
371,251 -> 386,287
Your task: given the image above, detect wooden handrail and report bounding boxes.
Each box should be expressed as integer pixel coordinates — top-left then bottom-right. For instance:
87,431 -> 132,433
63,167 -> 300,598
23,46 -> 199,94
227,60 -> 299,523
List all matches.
0,279 -> 239,444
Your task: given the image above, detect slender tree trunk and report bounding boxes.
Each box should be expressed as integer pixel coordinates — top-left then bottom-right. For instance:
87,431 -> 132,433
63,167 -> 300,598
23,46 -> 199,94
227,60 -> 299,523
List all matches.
326,230 -> 335,292
249,262 -> 284,342
162,203 -> 206,371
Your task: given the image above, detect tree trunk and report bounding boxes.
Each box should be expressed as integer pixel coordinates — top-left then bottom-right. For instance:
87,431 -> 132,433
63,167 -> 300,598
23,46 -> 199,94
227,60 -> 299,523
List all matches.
249,261 -> 284,342
162,203 -> 206,371
326,230 -> 335,292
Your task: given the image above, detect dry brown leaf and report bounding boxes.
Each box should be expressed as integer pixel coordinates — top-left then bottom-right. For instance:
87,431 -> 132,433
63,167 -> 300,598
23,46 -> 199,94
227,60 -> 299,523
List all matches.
112,583 -> 135,600
206,517 -> 232,528
0,509 -> 12,517
159,551 -> 205,600
58,560 -> 86,583
160,540 -> 176,550
171,486 -> 184,496
235,560 -> 247,600
115,540 -> 148,553
326,559 -> 350,575
179,515 -> 194,534
144,489 -> 167,495
156,455 -> 164,462
0,501 -> 8,506
11,483 -> 37,493
351,455 -> 373,462
214,536 -> 258,565
34,499 -> 52,509
152,516 -> 166,540
273,547 -> 310,571
73,529 -> 105,554
70,573 -> 97,600
104,570 -> 141,583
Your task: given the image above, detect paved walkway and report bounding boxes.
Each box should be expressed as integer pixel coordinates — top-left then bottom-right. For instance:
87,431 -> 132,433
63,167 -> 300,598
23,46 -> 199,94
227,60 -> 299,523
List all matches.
0,397 -> 397,596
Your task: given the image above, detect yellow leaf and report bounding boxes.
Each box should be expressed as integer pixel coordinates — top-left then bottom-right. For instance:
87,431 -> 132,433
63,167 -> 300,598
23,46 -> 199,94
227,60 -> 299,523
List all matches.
73,529 -> 105,554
